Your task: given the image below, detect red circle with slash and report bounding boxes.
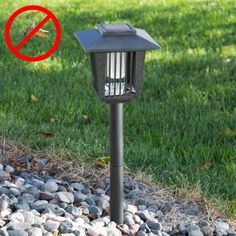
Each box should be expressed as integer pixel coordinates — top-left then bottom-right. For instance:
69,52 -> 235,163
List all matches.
5,5 -> 61,62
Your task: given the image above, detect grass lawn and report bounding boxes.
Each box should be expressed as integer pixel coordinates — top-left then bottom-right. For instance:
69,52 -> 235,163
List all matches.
0,0 -> 236,217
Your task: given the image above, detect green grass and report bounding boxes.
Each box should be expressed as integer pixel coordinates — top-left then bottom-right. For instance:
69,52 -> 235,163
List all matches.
0,0 -> 236,216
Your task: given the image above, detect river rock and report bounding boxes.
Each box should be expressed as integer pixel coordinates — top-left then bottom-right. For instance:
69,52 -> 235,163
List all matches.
56,192 -> 74,203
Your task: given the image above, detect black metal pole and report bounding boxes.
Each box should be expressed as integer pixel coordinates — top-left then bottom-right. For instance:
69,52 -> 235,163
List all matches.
110,103 -> 123,224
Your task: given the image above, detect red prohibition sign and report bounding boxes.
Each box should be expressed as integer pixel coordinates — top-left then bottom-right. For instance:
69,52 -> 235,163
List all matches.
5,5 -> 61,62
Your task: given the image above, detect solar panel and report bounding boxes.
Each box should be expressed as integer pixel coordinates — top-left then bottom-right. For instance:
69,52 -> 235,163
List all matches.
97,23 -> 137,36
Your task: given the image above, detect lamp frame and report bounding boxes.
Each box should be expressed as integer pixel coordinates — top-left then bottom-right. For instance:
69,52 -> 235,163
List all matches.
90,51 -> 146,103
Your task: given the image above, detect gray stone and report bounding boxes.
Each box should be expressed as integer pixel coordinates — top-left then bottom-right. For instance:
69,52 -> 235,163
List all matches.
199,220 -> 210,227
14,203 -> 30,211
188,224 -> 204,236
137,205 -> 147,211
133,215 -> 142,224
23,184 -> 33,189
58,201 -> 69,209
107,222 -> 122,235
37,159 -> 49,170
0,218 -> 7,227
147,204 -> 159,213
139,223 -> 151,233
21,211 -> 34,226
136,197 -> 147,205
61,234 -> 75,236
129,223 -> 140,234
10,188 -> 21,197
10,195 -> 18,205
82,188 -> 92,195
170,228 -> 179,236
44,181 -> 58,193
64,212 -> 75,221
10,222 -> 31,231
146,219 -> 162,231
53,207 -> 66,216
95,180 -> 106,190
188,225 -> 202,231
19,193 -> 35,204
43,220 -> 60,233
97,199 -> 109,210
137,231 -> 147,236
74,192 -> 87,203
100,194 -> 110,201
226,229 -> 236,236
151,230 -> 162,236
25,187 -> 40,199
32,215 -> 45,226
1,208 -> 11,218
56,192 -> 74,203
95,188 -> 106,195
15,178 -> 25,187
7,230 -> 28,236
19,172 -> 32,180
10,212 -> 25,224
5,165 -> 15,173
162,232 -> 170,236
39,192 -> 54,201
178,223 -> 188,233
184,207 -> 199,216
72,228 -> 85,236
66,206 -> 82,217
31,179 -> 44,189
0,171 -> 10,182
17,156 -> 33,164
0,227 -> 8,236
58,185 -> 67,192
162,224 -> 173,233
189,230 -> 204,236
214,220 -> 229,236
135,210 -> 152,221
79,202 -> 89,209
0,186 -> 11,195
3,182 -> 17,188
85,197 -> 96,205
71,182 -> 84,191
87,225 -> 107,236
88,206 -> 102,216
30,201 -> 55,213
200,226 -> 213,236
27,227 -> 42,236
0,195 -> 9,210
101,216 -> 110,225
127,189 -> 142,198
124,214 -> 135,225
91,218 -> 105,227
44,232 -> 53,236
156,210 -> 165,221
125,204 -> 138,214
59,221 -> 73,233
163,202 -> 172,213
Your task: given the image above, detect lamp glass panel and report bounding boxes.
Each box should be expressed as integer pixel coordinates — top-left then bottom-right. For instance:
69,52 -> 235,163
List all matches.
106,52 -> 127,79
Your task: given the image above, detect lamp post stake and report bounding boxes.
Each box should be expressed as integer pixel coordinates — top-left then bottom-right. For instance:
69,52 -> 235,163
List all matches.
110,103 -> 123,224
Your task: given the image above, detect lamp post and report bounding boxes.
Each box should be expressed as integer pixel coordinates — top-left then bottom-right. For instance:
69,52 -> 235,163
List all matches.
74,23 -> 160,224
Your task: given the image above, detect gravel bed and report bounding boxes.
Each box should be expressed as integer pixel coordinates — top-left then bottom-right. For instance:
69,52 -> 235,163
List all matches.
0,161 -> 235,236
0,143 -> 235,236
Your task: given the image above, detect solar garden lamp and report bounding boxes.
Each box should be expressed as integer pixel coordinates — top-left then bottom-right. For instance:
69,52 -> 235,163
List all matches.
74,23 -> 160,224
